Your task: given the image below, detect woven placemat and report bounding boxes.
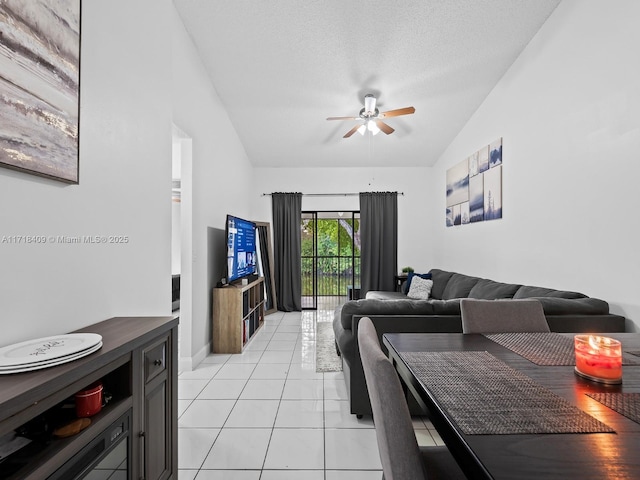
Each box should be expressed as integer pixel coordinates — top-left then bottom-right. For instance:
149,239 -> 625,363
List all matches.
587,393 -> 640,424
485,332 -> 574,365
400,351 -> 614,435
485,332 -> 640,366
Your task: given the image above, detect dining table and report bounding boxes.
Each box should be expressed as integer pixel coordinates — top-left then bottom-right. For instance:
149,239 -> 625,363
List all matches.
382,332 -> 640,479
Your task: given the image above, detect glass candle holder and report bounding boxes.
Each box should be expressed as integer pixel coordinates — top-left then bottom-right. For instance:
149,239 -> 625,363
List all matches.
574,335 -> 622,384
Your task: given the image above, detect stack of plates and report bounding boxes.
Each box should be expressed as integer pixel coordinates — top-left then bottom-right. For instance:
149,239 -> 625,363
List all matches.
0,333 -> 102,374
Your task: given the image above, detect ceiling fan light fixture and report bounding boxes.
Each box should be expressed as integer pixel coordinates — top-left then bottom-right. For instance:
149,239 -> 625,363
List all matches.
367,119 -> 380,135
326,93 -> 414,138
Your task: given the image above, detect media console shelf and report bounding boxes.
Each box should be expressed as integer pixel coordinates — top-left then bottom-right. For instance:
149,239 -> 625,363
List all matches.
213,277 -> 265,353
0,316 -> 178,480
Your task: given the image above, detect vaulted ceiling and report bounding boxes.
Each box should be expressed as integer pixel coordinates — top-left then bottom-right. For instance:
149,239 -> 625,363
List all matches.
173,0 -> 560,168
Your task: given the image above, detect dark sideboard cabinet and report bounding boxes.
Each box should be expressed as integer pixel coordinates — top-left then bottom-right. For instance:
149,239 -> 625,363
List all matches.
0,316 -> 178,480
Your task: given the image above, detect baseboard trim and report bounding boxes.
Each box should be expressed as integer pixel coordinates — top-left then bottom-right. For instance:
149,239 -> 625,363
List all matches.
178,341 -> 211,373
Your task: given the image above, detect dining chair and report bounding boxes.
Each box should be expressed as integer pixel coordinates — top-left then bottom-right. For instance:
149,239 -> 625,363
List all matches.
358,317 -> 466,480
460,298 -> 550,334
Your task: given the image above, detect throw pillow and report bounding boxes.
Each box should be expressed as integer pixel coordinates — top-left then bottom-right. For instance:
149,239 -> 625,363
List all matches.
407,276 -> 434,300
404,272 -> 432,294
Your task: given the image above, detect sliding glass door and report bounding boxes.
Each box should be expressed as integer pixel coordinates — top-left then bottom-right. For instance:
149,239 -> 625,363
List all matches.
301,211 -> 360,310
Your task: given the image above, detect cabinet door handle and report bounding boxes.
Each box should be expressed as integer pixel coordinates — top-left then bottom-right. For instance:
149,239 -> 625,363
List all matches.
153,359 -> 163,366
140,430 -> 145,479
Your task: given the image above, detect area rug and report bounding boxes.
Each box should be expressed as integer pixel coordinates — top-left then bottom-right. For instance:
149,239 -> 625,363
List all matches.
316,322 -> 342,372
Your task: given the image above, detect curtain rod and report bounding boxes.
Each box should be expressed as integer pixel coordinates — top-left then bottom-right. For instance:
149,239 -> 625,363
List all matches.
261,192 -> 404,197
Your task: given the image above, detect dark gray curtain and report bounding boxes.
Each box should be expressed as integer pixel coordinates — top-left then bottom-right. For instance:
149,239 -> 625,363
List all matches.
359,192 -> 398,296
272,193 -> 302,311
256,224 -> 275,312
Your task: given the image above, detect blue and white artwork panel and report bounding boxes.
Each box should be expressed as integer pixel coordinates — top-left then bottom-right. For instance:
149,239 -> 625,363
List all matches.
469,174 -> 484,223
483,165 -> 502,220
446,158 -> 469,207
489,138 -> 502,168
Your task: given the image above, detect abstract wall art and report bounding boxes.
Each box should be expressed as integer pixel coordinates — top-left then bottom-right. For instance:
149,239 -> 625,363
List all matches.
445,158 -> 469,208
0,0 -> 80,183
446,138 -> 502,227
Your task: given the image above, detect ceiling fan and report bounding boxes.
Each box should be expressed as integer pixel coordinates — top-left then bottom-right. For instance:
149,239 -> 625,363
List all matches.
327,94 -> 415,138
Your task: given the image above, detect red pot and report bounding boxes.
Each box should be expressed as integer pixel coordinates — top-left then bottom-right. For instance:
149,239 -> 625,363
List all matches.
75,382 -> 103,418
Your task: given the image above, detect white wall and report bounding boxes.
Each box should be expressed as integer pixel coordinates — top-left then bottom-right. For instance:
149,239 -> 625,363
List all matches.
251,166 -> 437,273
0,0 -> 173,348
172,6 -> 254,366
431,0 -> 640,330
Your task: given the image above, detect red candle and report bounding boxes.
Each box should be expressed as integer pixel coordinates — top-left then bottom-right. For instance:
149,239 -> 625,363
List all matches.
574,335 -> 622,384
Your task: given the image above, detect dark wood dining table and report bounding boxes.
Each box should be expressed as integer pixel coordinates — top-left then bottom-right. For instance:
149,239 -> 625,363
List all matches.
383,332 -> 640,479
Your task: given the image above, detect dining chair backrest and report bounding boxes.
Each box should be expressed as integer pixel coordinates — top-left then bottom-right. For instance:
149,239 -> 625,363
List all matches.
358,317 -> 427,480
460,298 -> 550,334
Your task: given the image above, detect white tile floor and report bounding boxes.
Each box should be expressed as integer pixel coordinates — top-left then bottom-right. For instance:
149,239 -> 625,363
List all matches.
178,310 -> 444,479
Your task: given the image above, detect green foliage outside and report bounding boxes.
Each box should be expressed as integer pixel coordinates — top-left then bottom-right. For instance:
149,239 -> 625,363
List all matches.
301,217 -> 360,295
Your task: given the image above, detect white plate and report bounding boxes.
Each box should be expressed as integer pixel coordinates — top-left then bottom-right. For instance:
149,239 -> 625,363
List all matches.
0,342 -> 103,374
0,333 -> 102,368
0,341 -> 104,371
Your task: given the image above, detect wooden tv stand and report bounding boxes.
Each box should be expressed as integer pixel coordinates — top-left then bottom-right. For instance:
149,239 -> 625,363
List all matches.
0,316 -> 178,480
213,277 -> 265,353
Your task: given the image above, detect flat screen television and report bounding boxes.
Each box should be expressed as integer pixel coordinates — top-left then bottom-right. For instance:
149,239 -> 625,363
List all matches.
225,214 -> 257,284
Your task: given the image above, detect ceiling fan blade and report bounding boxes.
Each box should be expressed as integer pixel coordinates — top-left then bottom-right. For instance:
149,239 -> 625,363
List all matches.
376,120 -> 395,135
343,124 -> 362,138
379,106 -> 415,118
327,116 -> 359,121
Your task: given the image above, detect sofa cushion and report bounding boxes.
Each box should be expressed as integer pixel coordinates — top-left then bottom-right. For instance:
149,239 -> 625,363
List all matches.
513,285 -> 587,299
407,277 -> 433,300
468,279 -> 521,299
533,297 -> 609,315
442,273 -> 481,300
429,298 -> 463,315
428,269 -> 456,300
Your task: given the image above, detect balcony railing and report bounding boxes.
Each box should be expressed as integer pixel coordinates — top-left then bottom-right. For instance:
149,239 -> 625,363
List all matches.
302,256 -> 360,297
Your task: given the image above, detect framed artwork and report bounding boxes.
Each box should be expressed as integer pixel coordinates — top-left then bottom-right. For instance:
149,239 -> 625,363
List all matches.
484,165 -> 502,220
489,138 -> 502,168
478,145 -> 489,173
469,174 -> 484,223
446,138 -> 502,227
460,201 -> 470,225
0,0 -> 80,183
446,207 -> 454,227
469,151 -> 479,177
446,158 -> 469,207
453,204 -> 461,226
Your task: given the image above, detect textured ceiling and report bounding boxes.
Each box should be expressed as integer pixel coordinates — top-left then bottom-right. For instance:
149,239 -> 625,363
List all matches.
173,0 -> 560,168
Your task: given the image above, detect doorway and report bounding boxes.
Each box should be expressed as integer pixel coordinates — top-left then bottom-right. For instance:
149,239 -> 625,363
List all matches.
301,211 -> 360,310
172,124 -> 193,372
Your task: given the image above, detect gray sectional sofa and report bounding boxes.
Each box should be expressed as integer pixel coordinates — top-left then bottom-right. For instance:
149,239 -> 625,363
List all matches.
333,268 -> 626,417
